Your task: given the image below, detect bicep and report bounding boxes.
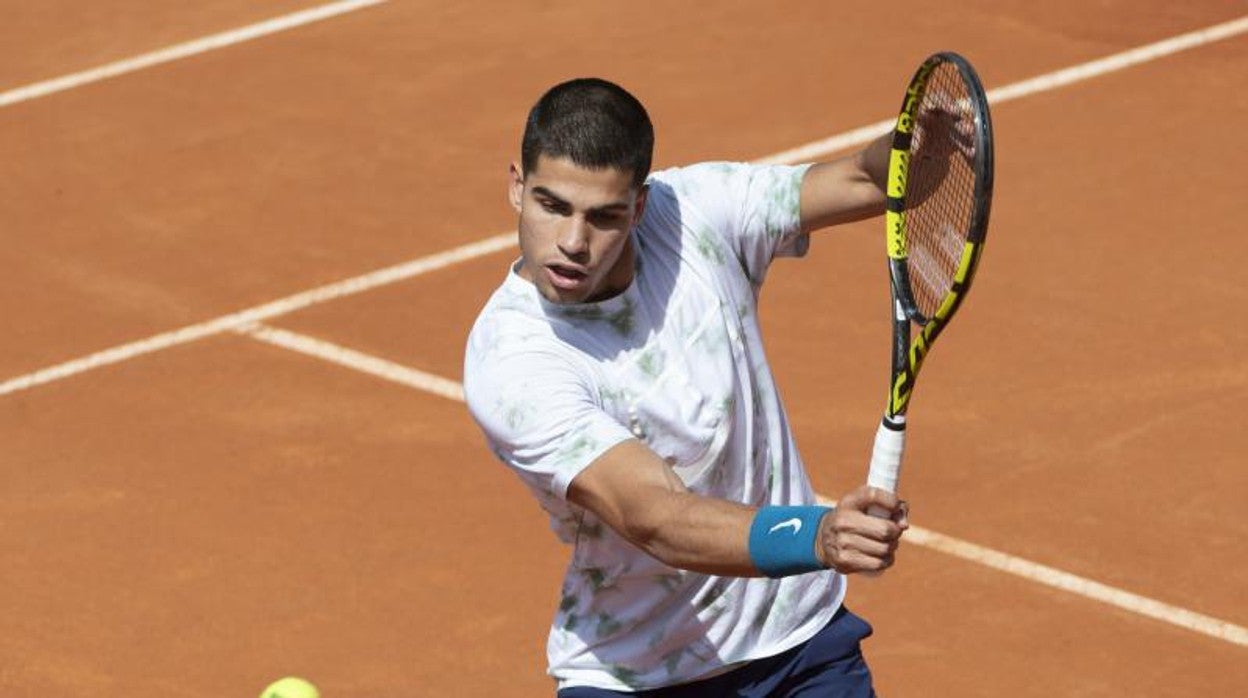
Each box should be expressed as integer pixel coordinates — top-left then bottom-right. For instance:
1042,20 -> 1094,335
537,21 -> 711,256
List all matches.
566,438 -> 687,544
567,438 -> 763,576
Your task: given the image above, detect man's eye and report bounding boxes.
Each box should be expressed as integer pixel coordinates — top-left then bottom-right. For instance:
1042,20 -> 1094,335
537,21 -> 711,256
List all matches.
589,212 -> 623,226
538,199 -> 568,215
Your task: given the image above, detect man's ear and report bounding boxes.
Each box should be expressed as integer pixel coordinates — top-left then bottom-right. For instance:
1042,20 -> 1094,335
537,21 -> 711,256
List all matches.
632,183 -> 649,226
508,162 -> 524,214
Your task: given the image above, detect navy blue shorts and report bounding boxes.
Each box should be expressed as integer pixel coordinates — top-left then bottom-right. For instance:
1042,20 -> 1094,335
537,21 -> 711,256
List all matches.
557,606 -> 875,697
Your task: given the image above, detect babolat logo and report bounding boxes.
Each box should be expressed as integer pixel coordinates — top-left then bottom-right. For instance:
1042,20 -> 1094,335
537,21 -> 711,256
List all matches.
895,150 -> 909,184
888,217 -> 907,258
899,111 -> 914,128
904,75 -> 927,113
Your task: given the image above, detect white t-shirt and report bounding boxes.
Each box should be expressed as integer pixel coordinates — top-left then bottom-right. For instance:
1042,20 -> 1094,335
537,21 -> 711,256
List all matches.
463,162 -> 844,692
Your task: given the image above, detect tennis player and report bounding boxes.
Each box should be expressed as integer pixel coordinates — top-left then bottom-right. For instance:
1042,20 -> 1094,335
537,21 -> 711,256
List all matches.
464,78 -> 907,697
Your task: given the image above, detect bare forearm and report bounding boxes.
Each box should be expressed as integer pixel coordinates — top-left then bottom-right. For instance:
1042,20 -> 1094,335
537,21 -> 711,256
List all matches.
567,440 -> 908,578
626,487 -> 909,577
799,131 -> 892,232
857,130 -> 892,192
568,441 -> 766,576
625,490 -> 762,577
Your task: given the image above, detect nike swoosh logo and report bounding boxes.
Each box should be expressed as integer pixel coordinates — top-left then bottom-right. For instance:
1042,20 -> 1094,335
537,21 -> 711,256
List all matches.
768,518 -> 802,535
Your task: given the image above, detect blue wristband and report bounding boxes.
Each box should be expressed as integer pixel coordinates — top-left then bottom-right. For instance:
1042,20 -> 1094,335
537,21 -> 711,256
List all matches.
748,505 -> 833,577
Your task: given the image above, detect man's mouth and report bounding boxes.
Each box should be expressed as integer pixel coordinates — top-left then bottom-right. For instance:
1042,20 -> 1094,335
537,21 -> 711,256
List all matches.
546,264 -> 588,290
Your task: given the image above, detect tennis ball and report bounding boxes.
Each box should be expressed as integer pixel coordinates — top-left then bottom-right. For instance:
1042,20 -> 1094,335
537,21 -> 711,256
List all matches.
260,676 -> 320,698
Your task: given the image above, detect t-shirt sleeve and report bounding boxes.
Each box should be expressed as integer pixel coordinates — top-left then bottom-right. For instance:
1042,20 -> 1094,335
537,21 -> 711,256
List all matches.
464,343 -> 635,501
659,161 -> 812,287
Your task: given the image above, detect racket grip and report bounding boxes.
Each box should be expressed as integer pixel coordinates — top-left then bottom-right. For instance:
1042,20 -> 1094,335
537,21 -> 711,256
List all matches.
866,417 -> 906,520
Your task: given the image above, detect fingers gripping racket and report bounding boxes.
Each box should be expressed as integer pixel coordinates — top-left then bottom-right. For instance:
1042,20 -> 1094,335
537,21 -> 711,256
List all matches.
866,52 -> 995,512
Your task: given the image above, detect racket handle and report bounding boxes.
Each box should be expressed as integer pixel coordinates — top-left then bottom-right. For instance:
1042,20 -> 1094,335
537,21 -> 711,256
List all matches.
866,417 -> 906,519
860,417 -> 907,578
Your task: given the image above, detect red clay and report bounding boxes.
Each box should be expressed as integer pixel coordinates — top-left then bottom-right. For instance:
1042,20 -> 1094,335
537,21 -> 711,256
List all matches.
2,2 -> 1245,696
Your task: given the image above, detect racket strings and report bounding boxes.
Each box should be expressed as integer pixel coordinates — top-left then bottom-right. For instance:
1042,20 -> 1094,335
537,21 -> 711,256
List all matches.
905,63 -> 979,320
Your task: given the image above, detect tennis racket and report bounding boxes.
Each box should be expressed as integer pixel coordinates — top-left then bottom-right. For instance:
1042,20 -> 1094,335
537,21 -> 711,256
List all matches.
866,52 -> 995,514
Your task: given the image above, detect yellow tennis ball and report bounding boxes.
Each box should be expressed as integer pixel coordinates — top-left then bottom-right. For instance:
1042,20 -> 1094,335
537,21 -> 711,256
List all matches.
260,676 -> 320,698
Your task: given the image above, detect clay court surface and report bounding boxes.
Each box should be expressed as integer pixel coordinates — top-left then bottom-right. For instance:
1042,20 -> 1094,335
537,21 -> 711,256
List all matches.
2,1 -> 1245,695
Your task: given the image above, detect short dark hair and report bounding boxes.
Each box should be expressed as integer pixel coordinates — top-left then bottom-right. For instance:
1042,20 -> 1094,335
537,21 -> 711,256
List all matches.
521,78 -> 654,188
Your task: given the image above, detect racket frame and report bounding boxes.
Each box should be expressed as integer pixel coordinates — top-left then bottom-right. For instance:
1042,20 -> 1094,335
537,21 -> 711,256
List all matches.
867,51 -> 994,498
883,51 -> 994,423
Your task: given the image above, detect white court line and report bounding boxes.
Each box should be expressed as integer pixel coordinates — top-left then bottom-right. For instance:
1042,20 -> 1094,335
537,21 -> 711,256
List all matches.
236,322 -> 464,402
236,325 -> 1248,648
906,527 -> 1248,647
3,14 -> 1247,397
805,506 -> 1247,648
0,233 -> 513,396
758,14 -> 1248,165
0,0 -> 389,107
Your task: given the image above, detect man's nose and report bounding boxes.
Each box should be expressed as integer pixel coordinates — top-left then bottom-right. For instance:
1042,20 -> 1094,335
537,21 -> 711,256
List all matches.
557,217 -> 590,258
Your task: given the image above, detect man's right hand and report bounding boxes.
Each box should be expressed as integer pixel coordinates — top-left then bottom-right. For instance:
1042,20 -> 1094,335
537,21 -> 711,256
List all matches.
816,486 -> 910,574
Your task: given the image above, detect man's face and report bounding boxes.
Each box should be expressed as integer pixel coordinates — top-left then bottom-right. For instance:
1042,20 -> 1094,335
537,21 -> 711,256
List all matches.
509,154 -> 647,305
